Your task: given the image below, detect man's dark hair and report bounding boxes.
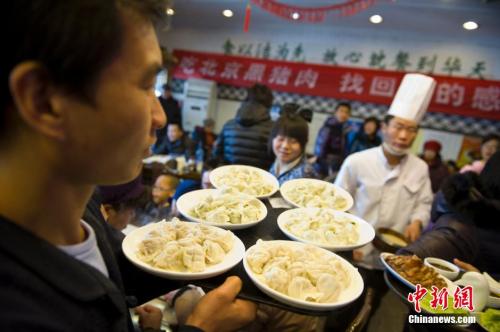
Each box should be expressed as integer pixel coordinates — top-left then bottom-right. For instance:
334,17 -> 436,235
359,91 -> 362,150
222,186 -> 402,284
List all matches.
162,83 -> 172,91
268,113 -> 309,155
481,133 -> 500,146
384,114 -> 394,124
246,84 -> 274,108
336,102 -> 351,112
2,0 -> 167,134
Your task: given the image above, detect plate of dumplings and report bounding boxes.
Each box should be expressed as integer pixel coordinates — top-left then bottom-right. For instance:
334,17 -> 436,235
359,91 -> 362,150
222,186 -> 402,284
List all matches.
243,240 -> 364,311
176,188 -> 267,230
122,219 -> 245,280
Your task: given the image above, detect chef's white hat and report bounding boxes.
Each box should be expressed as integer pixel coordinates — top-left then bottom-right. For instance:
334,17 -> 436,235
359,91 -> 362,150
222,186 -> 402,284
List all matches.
387,73 -> 436,123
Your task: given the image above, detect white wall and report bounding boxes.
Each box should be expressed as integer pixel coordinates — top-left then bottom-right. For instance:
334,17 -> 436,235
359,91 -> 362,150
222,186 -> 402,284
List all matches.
160,27 -> 500,79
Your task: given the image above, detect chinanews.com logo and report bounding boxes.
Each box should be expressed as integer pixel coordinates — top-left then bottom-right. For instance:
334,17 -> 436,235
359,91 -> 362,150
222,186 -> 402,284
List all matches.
407,284 -> 477,325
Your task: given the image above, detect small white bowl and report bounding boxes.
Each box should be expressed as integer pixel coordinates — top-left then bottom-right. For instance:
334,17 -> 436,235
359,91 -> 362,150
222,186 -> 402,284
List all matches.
424,257 -> 460,281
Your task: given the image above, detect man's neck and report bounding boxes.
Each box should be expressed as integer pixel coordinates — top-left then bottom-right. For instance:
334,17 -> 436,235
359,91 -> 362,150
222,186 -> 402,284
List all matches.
0,149 -> 93,246
382,146 -> 405,166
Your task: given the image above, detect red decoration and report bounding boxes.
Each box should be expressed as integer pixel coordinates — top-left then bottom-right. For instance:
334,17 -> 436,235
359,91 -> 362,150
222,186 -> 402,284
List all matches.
251,0 -> 378,23
173,49 -> 500,121
244,4 -> 252,32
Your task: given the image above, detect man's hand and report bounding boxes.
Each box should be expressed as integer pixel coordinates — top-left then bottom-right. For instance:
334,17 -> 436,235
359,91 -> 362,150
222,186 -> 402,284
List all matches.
135,304 -> 163,330
404,220 -> 422,243
185,276 -> 257,332
453,258 -> 480,272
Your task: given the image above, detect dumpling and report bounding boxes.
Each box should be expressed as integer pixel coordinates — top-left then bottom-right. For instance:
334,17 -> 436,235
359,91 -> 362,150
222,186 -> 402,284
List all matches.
264,266 -> 289,293
182,243 -> 206,272
203,240 -> 226,264
151,241 -> 184,271
316,273 -> 340,302
246,247 -> 271,274
287,276 -> 321,302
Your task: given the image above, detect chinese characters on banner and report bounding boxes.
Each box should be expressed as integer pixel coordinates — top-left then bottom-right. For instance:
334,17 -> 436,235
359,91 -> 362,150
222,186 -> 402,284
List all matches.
407,284 -> 474,313
172,49 -> 500,121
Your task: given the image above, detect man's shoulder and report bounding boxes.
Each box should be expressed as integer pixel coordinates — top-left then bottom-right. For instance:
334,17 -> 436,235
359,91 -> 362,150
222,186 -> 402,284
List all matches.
345,147 -> 378,165
406,153 -> 431,173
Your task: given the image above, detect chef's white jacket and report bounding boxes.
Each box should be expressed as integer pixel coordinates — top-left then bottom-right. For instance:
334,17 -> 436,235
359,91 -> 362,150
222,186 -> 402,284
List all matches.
335,146 -> 433,269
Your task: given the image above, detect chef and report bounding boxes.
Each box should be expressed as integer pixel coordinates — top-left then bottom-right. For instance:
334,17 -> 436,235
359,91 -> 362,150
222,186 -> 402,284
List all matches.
335,73 -> 435,270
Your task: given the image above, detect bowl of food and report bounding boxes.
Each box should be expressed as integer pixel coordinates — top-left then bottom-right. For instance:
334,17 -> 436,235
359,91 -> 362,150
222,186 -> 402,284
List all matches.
373,228 -> 408,253
423,257 -> 460,281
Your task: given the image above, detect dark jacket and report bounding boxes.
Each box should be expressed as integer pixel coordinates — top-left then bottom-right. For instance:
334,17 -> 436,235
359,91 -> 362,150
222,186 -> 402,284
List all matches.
420,155 -> 450,193
399,183 -> 500,278
346,130 -> 381,155
314,117 -> 351,174
152,134 -> 196,160
159,96 -> 182,126
213,101 -> 274,169
0,196 -> 201,332
192,126 -> 217,161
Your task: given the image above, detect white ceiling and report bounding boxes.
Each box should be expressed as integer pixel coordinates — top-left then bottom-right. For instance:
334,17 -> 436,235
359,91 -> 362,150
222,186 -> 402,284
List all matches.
168,0 -> 500,46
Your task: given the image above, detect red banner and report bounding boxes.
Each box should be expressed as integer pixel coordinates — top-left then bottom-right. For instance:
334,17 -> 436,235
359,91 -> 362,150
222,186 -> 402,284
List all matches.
172,49 -> 500,120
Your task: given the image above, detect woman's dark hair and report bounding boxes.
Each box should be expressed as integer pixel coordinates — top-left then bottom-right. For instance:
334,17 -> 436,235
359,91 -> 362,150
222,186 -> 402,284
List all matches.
362,116 -> 381,133
480,151 -> 500,199
268,113 -> 309,155
2,0 -> 166,134
246,84 -> 274,108
481,133 -> 500,146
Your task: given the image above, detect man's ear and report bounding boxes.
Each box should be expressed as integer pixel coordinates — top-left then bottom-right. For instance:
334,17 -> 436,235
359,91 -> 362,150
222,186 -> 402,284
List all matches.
101,204 -> 116,219
9,61 -> 65,140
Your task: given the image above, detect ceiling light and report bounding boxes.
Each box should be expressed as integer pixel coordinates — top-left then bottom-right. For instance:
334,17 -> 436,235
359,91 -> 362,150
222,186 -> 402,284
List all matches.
222,9 -> 233,18
166,8 -> 175,16
463,21 -> 478,30
370,15 -> 383,24
292,12 -> 300,20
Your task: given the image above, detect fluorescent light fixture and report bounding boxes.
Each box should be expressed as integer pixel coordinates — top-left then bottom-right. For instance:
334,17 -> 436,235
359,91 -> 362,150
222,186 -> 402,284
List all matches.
166,8 -> 175,16
292,12 -> 300,20
463,21 -> 478,30
222,9 -> 234,18
370,14 -> 383,24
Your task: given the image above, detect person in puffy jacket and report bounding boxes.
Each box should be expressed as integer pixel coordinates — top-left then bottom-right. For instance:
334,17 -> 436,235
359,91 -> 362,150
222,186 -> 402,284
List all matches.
399,151 -> 500,278
313,102 -> 352,177
212,84 -> 275,169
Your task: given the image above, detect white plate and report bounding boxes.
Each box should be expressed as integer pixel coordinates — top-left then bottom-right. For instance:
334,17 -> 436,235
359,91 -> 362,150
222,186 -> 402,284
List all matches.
277,208 -> 375,251
176,189 -> 267,230
243,240 -> 364,311
280,178 -> 354,212
209,165 -> 279,198
380,253 -> 456,291
122,221 -> 245,280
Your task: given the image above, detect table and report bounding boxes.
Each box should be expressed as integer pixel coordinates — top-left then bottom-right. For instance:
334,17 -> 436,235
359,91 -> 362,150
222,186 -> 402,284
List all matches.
192,199 -> 356,316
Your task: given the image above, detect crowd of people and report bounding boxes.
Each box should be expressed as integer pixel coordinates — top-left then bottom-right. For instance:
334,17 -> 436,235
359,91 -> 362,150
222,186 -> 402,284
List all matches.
1,1 -> 498,332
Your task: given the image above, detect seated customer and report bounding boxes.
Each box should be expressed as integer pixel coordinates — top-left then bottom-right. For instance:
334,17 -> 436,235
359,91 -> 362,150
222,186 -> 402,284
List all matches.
152,123 -> 196,161
399,151 -> 500,278
98,176 -> 146,231
136,174 -> 179,225
192,118 -> 217,161
269,113 -> 319,185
